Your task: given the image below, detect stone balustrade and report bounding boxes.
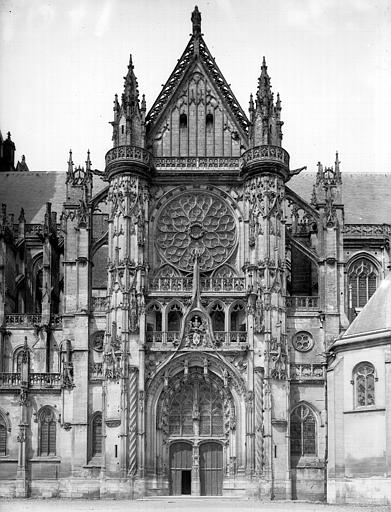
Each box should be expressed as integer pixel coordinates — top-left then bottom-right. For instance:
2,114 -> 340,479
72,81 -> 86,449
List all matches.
241,145 -> 290,171
149,277 -> 246,294
344,224 -> 391,237
5,314 -> 42,327
105,145 -> 153,168
0,372 -> 20,387
146,331 -> 247,348
155,156 -> 239,170
5,314 -> 62,328
286,296 -> 319,311
290,363 -> 324,380
0,372 -> 62,389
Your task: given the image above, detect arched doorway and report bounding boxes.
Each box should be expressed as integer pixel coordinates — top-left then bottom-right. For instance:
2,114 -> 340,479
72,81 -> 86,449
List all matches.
200,442 -> 223,496
170,441 -> 192,495
157,367 -> 235,496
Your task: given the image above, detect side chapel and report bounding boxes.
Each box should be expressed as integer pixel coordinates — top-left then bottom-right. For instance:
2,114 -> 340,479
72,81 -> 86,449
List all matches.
0,6 -> 390,504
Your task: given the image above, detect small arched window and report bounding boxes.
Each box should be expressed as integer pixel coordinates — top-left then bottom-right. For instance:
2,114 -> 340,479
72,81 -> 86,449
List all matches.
167,303 -> 183,332
210,303 -> 225,332
348,257 -> 378,310
353,362 -> 375,407
179,113 -> 187,129
230,303 -> 246,331
146,303 -> 162,332
91,412 -> 102,459
290,404 -> 316,457
0,413 -> 7,456
39,407 -> 56,456
206,113 -> 214,130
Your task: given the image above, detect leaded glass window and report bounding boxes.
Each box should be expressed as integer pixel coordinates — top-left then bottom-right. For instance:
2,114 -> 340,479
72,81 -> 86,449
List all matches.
0,414 -> 7,456
39,407 -> 56,456
91,413 -> 102,457
290,404 -> 316,456
353,362 -> 375,407
348,258 -> 378,309
168,380 -> 224,437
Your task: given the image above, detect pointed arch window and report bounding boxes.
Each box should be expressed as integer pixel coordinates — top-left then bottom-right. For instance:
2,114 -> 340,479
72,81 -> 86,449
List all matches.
353,362 -> 375,408
91,412 -> 103,458
230,302 -> 246,331
39,407 -> 56,456
146,303 -> 162,332
206,113 -> 214,130
290,404 -> 316,456
180,113 -> 187,129
210,303 -> 225,332
348,258 -> 378,310
167,303 -> 183,332
0,413 -> 7,456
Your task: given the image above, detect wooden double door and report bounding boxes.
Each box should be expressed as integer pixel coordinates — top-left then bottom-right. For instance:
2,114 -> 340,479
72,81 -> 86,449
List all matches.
170,441 -> 223,496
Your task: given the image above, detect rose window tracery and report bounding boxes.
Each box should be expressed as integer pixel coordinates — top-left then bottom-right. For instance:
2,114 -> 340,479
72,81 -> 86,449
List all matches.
156,192 -> 237,271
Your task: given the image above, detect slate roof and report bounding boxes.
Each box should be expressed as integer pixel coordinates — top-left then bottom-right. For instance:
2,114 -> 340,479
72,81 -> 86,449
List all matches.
289,171 -> 391,224
0,170 -> 390,225
333,274 -> 391,347
0,172 -> 106,223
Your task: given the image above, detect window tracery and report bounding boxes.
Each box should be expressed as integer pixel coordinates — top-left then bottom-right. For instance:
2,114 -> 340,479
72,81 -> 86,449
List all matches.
353,362 -> 375,407
348,257 -> 378,310
292,331 -> 314,352
90,412 -> 102,459
290,404 -> 316,457
38,407 -> 56,456
0,413 -> 7,456
167,375 -> 225,438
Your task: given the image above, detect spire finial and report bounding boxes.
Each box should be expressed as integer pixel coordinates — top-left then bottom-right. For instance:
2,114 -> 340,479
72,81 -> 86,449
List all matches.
191,5 -> 201,36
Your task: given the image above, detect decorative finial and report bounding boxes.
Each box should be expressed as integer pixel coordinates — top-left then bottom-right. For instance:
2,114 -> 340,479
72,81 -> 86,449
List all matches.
7,131 -> 11,140
128,53 -> 134,70
141,94 -> 146,112
191,5 -> 201,36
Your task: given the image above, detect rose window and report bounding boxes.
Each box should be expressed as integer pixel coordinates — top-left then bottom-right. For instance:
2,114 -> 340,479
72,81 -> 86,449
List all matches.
156,192 -> 237,271
292,331 -> 314,352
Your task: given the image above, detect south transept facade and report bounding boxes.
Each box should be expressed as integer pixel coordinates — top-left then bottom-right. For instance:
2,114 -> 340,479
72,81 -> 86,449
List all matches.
0,6 -> 390,504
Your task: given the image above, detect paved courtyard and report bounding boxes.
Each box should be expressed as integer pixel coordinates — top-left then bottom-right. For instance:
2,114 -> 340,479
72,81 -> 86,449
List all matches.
0,498 -> 390,512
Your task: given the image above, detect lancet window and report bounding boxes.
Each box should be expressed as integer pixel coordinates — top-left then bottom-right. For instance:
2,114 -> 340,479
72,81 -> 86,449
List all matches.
90,412 -> 103,458
348,257 -> 378,310
290,404 -> 316,457
38,407 -> 56,456
353,362 -> 375,408
0,413 -> 7,456
210,303 -> 225,332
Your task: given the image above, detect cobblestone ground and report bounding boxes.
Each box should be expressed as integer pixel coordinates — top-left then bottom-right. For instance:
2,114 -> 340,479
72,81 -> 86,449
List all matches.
0,498 -> 390,512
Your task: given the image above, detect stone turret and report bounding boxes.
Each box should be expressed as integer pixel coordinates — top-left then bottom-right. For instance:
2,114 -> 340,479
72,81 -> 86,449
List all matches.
249,58 -> 283,148
111,55 -> 146,149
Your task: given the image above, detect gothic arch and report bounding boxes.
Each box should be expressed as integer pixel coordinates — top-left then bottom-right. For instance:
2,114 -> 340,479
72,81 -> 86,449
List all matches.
212,264 -> 239,278
346,253 -> 380,313
0,407 -> 11,432
12,345 -> 32,373
37,405 -> 57,456
290,401 -> 319,458
145,356 -> 244,477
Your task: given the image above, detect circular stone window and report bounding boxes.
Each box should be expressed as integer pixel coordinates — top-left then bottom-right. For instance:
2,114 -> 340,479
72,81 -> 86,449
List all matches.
155,191 -> 237,272
91,330 -> 105,352
292,331 -> 314,352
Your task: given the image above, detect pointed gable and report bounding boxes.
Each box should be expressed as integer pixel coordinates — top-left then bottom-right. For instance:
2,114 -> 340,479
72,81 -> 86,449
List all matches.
333,274 -> 391,348
146,7 -> 249,158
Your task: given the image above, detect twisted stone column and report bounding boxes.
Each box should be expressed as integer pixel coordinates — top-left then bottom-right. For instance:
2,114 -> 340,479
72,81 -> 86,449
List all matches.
128,367 -> 138,476
254,366 -> 264,475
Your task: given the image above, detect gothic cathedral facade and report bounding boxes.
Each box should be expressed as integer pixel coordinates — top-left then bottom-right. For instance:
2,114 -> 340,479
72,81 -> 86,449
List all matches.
0,7 -> 390,503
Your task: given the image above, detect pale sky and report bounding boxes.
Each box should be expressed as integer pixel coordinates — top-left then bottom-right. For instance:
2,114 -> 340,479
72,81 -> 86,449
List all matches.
0,0 -> 390,175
